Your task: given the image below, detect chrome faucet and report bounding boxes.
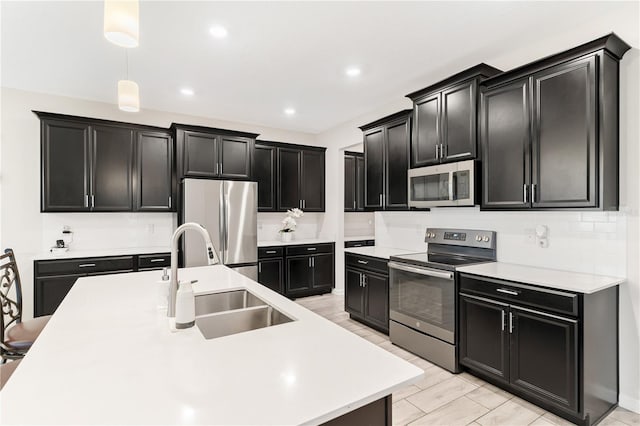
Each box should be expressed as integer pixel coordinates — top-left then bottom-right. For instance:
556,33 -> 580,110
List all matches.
168,223 -> 219,317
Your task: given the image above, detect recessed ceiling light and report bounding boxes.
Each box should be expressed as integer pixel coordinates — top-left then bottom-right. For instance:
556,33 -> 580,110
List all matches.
346,67 -> 361,77
209,25 -> 228,39
180,88 -> 194,96
284,108 -> 296,116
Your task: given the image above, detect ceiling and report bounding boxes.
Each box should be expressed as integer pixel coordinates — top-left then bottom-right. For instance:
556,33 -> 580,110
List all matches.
1,1 -> 637,134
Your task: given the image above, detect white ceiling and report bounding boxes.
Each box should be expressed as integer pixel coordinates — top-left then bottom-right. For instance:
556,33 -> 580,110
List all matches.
1,1 -> 638,134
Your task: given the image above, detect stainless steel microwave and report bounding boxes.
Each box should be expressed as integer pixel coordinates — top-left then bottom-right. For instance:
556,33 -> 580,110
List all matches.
407,159 -> 477,208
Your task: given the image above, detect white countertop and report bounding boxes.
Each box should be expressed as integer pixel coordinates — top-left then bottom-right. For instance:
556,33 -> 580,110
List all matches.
1,265 -> 422,425
458,262 -> 625,294
344,235 -> 375,242
258,237 -> 335,247
344,246 -> 417,260
33,246 -> 171,261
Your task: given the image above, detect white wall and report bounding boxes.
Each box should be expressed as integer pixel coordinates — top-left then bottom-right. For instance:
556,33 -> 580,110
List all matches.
344,212 -> 375,238
0,87 -> 319,320
257,212 -> 326,242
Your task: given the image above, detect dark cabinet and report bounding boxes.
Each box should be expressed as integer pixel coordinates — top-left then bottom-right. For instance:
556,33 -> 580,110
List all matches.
34,274 -> 82,316
407,64 -> 501,168
254,144 -> 277,211
344,152 -> 364,212
181,130 -> 217,177
38,112 -> 175,213
285,243 -> 334,297
459,272 -> 618,425
258,258 -> 283,293
361,110 -> 411,211
344,253 -> 389,334
480,34 -> 630,211
276,145 -> 326,212
135,130 -> 174,211
219,135 -> 252,179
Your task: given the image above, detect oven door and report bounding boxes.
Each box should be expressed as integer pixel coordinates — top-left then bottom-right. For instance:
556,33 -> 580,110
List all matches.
388,261 -> 455,343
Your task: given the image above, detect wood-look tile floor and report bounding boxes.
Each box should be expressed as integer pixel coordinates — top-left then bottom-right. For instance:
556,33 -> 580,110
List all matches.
295,293 -> 640,426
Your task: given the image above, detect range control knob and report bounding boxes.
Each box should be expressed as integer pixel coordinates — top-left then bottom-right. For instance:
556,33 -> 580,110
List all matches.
482,236 -> 490,242
475,235 -> 482,242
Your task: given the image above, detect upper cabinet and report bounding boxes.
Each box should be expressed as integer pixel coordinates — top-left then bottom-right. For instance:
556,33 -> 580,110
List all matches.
344,152 -> 364,212
360,110 -> 412,211
480,33 -> 630,211
406,64 -> 502,168
38,112 -> 174,213
173,124 -> 257,181
254,141 -> 326,212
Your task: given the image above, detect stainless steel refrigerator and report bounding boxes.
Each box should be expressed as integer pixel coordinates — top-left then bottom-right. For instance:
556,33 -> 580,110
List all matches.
182,179 -> 258,280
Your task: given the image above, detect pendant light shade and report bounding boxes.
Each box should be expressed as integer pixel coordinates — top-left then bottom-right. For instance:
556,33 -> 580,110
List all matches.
104,0 -> 139,48
118,80 -> 140,112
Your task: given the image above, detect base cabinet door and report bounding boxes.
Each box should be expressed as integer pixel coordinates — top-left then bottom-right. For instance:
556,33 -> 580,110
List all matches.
312,253 -> 334,289
258,258 -> 283,294
363,271 -> 389,332
286,256 -> 312,295
34,274 -> 83,317
510,307 -> 579,413
345,268 -> 365,317
459,294 -> 510,382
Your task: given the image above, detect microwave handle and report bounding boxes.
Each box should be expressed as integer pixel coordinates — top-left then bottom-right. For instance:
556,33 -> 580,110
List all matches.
388,261 -> 454,280
449,172 -> 454,201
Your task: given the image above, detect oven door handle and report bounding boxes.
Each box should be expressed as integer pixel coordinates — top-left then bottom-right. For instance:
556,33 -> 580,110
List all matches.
388,262 -> 454,280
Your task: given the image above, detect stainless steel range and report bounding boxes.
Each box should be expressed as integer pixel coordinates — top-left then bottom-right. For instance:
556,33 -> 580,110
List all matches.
388,228 -> 496,373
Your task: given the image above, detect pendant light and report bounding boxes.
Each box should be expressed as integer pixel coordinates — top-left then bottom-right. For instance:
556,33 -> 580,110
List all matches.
104,0 -> 139,48
118,51 -> 140,112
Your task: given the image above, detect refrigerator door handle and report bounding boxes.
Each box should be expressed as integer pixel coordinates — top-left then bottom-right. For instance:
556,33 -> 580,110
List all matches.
219,185 -> 226,264
225,197 -> 231,262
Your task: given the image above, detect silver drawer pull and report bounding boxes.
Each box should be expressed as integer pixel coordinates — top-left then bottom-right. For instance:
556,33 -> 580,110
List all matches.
150,259 -> 166,263
266,250 -> 277,254
497,288 -> 519,296
307,248 -> 317,251
357,260 -> 369,265
78,263 -> 96,268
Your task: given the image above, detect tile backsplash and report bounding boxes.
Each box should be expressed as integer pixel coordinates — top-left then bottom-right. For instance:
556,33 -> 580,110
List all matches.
344,212 -> 375,237
375,208 -> 626,277
258,212 -> 324,241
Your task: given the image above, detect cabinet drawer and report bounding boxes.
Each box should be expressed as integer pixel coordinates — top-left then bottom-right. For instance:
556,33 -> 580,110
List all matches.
459,273 -> 579,317
286,243 -> 333,256
345,254 -> 388,275
258,247 -> 284,258
137,253 -> 171,269
35,256 -> 135,276
344,240 -> 375,248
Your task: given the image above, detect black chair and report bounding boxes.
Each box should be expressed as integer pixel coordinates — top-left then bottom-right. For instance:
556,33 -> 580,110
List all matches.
1,249 -> 51,362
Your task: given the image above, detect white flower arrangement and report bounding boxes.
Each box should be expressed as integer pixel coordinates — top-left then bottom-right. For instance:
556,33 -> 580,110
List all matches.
279,208 -> 304,233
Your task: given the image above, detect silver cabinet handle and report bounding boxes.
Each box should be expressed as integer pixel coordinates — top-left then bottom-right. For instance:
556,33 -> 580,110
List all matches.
379,194 -> 383,206
523,184 -> 528,203
308,257 -> 311,267
509,312 -> 514,334
219,163 -> 223,174
215,163 -> 219,175
359,273 -> 363,287
258,262 -> 262,274
84,194 -> 89,208
440,144 -> 445,159
382,193 -> 385,207
91,195 -> 95,208
150,258 -> 166,263
435,144 -> 439,159
357,260 -> 368,265
307,247 -> 317,251
78,263 -> 96,268
266,250 -> 277,254
353,200 -> 356,209
168,196 -> 172,208
362,275 -> 367,287
532,184 -> 537,203
497,288 -> 519,296
501,310 -> 505,332
303,199 -> 306,209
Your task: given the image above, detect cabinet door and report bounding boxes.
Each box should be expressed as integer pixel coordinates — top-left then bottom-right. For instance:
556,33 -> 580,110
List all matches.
364,128 -> 384,209
344,155 -> 356,211
285,256 -> 312,295
345,268 -> 365,317
356,156 -> 365,211
34,274 -> 83,317
41,119 -> 91,211
255,144 -> 277,212
301,150 -> 325,212
364,271 -> 389,332
311,253 -> 334,289
510,307 -> 579,413
480,78 -> 531,209
183,131 -> 218,177
532,56 -> 597,208
136,130 -> 173,211
412,93 -> 440,167
459,294 -> 510,383
442,81 -> 476,161
277,148 -> 301,211
219,136 -> 252,179
258,258 -> 283,294
91,125 -> 134,211
385,118 -> 410,210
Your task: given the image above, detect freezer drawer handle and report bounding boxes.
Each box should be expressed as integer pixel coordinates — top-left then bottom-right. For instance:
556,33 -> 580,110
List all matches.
497,288 -> 519,296
78,263 -> 96,268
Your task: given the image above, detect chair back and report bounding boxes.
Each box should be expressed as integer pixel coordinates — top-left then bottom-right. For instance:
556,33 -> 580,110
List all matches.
1,249 -> 23,340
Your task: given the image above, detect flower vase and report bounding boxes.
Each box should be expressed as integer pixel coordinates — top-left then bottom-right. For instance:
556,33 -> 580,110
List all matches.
281,232 -> 293,242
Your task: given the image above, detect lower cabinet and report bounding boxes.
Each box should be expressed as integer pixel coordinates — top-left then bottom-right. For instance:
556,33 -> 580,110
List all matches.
257,243 -> 335,298
34,253 -> 170,317
345,253 -> 389,334
459,273 -> 617,426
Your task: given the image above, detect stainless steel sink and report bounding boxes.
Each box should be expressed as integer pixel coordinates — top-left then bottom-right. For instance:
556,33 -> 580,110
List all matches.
196,305 -> 294,340
194,289 -> 266,316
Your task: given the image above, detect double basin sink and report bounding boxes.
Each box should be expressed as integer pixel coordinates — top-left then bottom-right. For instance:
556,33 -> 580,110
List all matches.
194,289 -> 294,339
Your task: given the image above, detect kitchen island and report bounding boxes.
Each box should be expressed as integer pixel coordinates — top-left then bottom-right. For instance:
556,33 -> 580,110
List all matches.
1,265 -> 423,425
